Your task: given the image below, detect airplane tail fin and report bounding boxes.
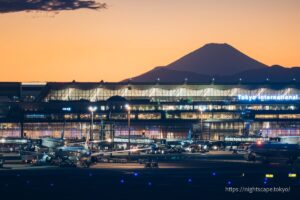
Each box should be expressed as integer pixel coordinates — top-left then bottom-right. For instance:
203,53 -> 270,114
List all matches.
61,130 -> 64,140
187,129 -> 192,140
84,133 -> 90,149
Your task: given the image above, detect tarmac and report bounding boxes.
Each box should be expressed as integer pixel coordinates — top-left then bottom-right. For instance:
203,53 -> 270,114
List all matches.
0,151 -> 299,200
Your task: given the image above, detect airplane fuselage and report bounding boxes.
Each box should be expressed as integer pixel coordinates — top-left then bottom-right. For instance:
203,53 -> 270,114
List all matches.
246,142 -> 300,163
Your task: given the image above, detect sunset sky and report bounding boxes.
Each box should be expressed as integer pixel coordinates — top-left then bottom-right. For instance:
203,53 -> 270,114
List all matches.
0,0 -> 299,82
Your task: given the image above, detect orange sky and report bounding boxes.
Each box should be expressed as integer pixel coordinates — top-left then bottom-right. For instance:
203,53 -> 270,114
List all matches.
0,0 -> 299,82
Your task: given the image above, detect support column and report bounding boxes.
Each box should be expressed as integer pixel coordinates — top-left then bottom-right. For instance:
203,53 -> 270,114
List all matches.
20,121 -> 24,138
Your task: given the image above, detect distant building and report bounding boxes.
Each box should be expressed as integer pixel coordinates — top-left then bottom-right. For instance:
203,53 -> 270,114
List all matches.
0,82 -> 299,141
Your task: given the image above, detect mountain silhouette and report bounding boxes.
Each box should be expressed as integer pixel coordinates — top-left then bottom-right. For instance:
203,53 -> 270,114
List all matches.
167,43 -> 267,76
125,43 -> 299,83
226,65 -> 300,83
126,67 -> 211,83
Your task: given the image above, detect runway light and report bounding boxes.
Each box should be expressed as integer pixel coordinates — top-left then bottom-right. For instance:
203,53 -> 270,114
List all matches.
50,183 -> 54,187
89,172 -> 93,177
212,172 -> 217,176
227,180 -> 232,186
133,172 -> 139,177
120,179 -> 125,184
187,178 -> 192,183
148,182 -> 152,186
265,174 -> 274,178
288,173 -> 297,178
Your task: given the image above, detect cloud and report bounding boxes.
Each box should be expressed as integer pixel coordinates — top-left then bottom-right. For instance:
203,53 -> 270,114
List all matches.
0,0 -> 106,13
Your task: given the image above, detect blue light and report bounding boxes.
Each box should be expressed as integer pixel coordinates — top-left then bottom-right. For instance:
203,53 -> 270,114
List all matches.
120,179 -> 125,184
148,182 -> 152,186
187,178 -> 192,183
133,172 -> 139,177
89,172 -> 93,177
238,94 -> 299,101
50,183 -> 54,187
212,172 -> 217,176
62,107 -> 72,111
227,181 -> 232,185
26,180 -> 30,184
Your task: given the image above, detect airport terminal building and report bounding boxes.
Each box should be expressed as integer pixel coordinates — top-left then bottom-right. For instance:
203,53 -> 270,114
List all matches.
0,82 -> 299,141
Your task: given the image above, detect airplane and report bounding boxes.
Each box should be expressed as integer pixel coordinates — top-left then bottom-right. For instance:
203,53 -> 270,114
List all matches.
2,132 -> 152,167
39,130 -> 67,149
0,137 -> 33,153
245,140 -> 300,164
40,137 -> 64,149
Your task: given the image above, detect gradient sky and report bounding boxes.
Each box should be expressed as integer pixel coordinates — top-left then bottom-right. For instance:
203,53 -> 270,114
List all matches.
0,0 -> 299,82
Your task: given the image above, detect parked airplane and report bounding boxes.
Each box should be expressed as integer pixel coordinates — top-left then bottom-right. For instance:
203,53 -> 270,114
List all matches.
245,140 -> 300,164
0,137 -> 33,152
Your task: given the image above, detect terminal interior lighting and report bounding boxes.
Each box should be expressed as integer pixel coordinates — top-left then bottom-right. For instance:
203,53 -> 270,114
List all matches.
256,140 -> 263,146
198,107 -> 206,112
106,138 -> 112,143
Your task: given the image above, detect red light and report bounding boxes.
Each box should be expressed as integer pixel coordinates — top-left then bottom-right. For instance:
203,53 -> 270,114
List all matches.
256,140 -> 263,145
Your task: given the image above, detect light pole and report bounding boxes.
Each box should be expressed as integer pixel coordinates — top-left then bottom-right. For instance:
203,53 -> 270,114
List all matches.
198,107 -> 206,140
88,106 -> 97,142
125,104 -> 131,156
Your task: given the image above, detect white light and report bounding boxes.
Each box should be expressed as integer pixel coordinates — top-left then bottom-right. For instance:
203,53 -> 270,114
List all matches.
125,104 -> 131,111
198,106 -> 206,112
22,82 -> 47,86
0,138 -> 6,143
106,138 -> 112,143
88,106 -> 97,112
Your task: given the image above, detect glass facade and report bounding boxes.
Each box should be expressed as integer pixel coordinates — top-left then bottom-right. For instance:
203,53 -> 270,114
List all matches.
0,123 -> 21,137
0,82 -> 299,140
44,86 -> 300,102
